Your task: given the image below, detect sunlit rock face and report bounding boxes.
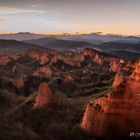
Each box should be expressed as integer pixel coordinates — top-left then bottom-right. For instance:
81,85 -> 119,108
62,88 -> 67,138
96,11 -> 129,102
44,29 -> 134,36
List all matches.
26,49 -> 41,60
63,59 -> 75,66
126,60 -> 139,70
113,72 -> 124,87
57,54 -> 76,66
83,48 -> 121,67
39,52 -> 49,65
93,53 -> 104,65
0,55 -> 13,65
34,82 -> 53,108
119,59 -> 125,64
26,49 -> 50,65
83,48 -> 96,57
81,61 -> 140,137
110,61 -> 120,72
130,60 -> 140,82
77,53 -> 85,62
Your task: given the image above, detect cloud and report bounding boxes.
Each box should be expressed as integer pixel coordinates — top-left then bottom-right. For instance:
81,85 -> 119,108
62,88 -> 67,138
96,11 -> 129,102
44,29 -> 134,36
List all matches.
0,6 -> 45,15
0,7 -> 17,14
0,0 -> 139,35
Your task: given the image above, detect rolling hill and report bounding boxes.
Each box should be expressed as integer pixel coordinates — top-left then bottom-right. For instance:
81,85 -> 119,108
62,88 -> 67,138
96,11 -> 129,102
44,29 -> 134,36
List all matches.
24,37 -> 95,51
0,39 -> 45,55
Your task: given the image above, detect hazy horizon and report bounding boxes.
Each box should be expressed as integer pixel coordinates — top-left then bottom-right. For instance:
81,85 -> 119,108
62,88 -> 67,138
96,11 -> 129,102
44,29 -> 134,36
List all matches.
0,0 -> 140,35
0,31 -> 140,37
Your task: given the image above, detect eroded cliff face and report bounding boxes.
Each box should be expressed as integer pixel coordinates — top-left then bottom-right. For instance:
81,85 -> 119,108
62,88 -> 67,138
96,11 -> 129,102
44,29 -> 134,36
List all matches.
109,61 -> 120,72
26,48 -> 124,73
34,82 -> 53,108
113,72 -> 124,87
83,48 -> 122,68
127,60 -> 138,69
93,53 -> 104,65
131,61 -> 140,82
81,60 -> 140,137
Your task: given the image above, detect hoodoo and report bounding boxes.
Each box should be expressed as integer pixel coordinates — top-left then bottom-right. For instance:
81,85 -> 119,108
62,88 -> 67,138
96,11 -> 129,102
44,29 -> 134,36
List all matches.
34,82 -> 53,108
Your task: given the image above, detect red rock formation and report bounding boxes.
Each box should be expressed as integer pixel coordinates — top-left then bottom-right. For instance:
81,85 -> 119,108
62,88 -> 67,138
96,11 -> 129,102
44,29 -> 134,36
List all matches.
34,82 -> 53,108
93,53 -> 104,65
110,61 -> 120,72
49,56 -> 58,65
76,53 -> 85,62
81,61 -> 140,137
113,72 -> 124,87
34,66 -> 53,77
0,55 -> 13,65
83,48 -> 96,57
130,60 -> 140,81
83,48 -> 120,68
126,60 -> 138,69
26,49 -> 41,60
39,52 -> 49,65
119,59 -> 125,64
26,49 -> 50,65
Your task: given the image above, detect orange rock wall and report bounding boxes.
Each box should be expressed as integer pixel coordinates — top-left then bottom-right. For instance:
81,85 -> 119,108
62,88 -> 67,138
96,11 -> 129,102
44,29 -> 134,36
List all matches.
81,61 -> 140,136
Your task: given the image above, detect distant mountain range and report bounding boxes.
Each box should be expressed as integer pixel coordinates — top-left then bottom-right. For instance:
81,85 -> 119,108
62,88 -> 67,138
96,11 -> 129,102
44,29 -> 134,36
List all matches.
25,37 -> 140,59
0,32 -> 46,41
24,37 -> 94,51
0,32 -> 140,44
0,32 -> 140,59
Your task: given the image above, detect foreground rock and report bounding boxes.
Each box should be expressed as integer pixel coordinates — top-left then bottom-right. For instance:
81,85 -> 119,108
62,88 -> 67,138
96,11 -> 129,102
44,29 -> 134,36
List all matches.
81,60 -> 140,137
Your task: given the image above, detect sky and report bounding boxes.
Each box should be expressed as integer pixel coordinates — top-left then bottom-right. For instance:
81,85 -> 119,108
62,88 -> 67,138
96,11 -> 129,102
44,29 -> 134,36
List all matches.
0,0 -> 140,35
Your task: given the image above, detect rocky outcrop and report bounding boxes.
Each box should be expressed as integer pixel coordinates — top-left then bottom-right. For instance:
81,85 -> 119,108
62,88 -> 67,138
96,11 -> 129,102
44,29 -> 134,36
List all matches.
34,82 -> 53,108
119,59 -> 125,64
34,66 -> 53,77
0,55 -> 13,65
110,61 -> 120,72
81,60 -> 140,137
83,48 -> 96,57
113,72 -> 124,87
26,49 -> 41,60
130,60 -> 140,81
39,52 -> 49,65
93,53 -> 104,65
126,60 -> 138,69
83,48 -> 120,68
